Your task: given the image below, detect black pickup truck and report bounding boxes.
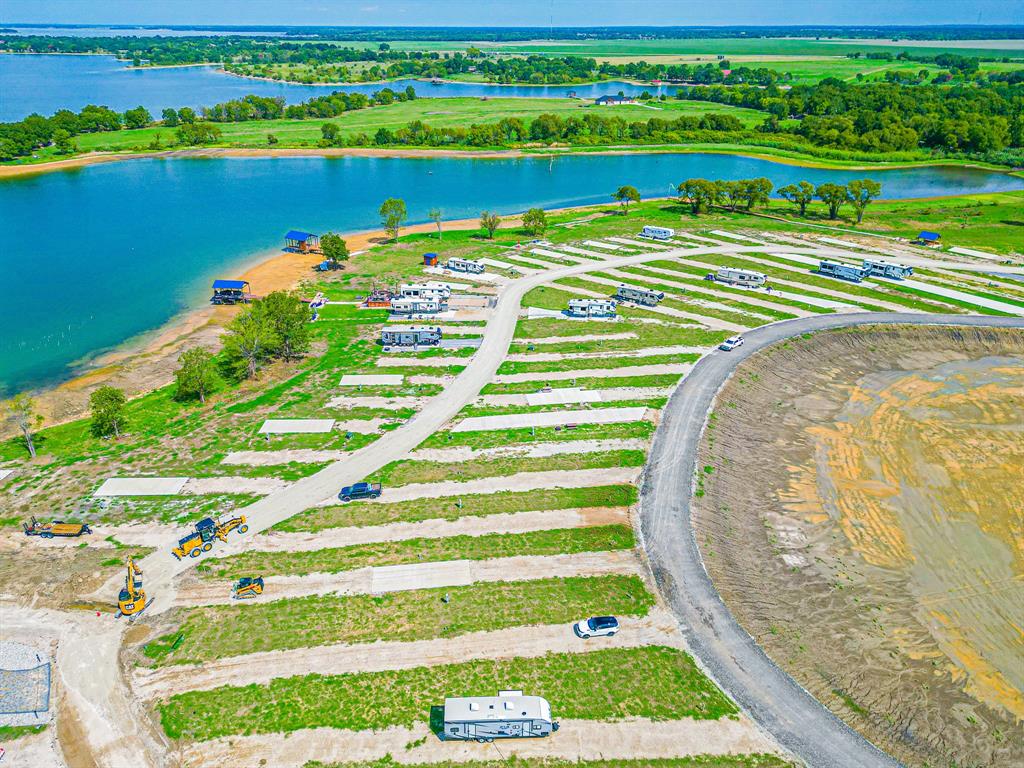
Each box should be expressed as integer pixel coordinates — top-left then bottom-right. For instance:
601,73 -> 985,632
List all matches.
338,482 -> 383,502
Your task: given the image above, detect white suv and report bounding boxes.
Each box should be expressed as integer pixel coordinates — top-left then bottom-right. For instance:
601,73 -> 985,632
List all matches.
574,616 -> 619,638
719,335 -> 745,351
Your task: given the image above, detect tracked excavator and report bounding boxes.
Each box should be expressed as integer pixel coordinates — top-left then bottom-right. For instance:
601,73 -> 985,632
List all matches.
116,555 -> 150,620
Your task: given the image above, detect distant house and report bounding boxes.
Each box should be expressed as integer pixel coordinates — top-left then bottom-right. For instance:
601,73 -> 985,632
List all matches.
916,231 -> 941,245
595,95 -> 636,106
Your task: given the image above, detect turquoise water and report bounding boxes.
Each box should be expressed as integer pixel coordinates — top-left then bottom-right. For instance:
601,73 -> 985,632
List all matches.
1,153 -> 1022,395
0,53 -> 678,122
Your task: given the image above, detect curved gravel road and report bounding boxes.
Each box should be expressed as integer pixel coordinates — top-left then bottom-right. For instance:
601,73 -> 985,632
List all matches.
639,313 -> 1024,768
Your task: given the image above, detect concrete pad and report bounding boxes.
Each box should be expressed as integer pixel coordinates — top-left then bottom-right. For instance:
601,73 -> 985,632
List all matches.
709,230 -> 765,244
520,331 -> 637,345
375,356 -> 468,368
326,396 -> 426,409
424,266 -> 499,282
223,449 -> 350,466
606,236 -> 671,249
370,560 -> 474,593
583,240 -> 623,250
259,419 -> 335,435
94,477 -> 188,497
339,374 -> 404,386
949,246 -> 1005,261
182,477 -> 288,495
561,245 -> 616,260
335,418 -> 389,434
452,406 -> 648,432
479,257 -> 515,270
672,232 -> 726,244
525,387 -> 602,406
530,247 -> 595,263
0,469 -> 13,483
439,337 -> 482,350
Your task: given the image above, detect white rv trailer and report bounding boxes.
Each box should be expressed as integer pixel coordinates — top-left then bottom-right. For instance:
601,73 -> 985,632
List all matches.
445,257 -> 486,274
389,296 -> 444,315
380,325 -> 442,346
714,266 -> 767,287
442,691 -> 559,743
399,283 -> 451,301
567,298 -> 617,318
640,225 -> 675,241
615,283 -> 665,306
862,258 -> 913,280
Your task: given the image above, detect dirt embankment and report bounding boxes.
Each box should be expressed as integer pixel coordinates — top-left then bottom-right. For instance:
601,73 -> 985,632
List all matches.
692,325 -> 1024,768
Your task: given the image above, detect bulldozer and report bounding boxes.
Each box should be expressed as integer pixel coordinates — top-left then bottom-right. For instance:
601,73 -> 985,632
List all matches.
23,516 -> 91,538
116,555 -> 149,620
232,576 -> 265,600
171,515 -> 249,560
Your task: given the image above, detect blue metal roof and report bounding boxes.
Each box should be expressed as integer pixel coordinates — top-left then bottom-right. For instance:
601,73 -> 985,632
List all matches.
917,231 -> 940,240
212,279 -> 248,290
285,230 -> 315,241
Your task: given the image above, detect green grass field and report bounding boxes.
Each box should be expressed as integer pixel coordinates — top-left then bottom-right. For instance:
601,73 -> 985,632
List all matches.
159,645 -> 737,739
201,523 -> 635,579
144,573 -> 654,665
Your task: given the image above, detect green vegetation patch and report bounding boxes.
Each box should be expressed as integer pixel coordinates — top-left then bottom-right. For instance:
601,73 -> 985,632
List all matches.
277,484 -> 637,532
498,353 -> 698,376
159,645 -> 737,739
482,373 -> 683,395
377,449 -> 645,486
145,574 -> 653,667
202,523 -> 634,579
420,420 -> 655,449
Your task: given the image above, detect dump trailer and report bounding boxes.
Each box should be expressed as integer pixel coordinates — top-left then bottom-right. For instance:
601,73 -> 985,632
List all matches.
442,691 -> 559,743
338,482 -> 382,502
116,556 -> 149,620
232,576 -> 265,600
615,284 -> 664,306
171,515 -> 249,560
23,516 -> 91,538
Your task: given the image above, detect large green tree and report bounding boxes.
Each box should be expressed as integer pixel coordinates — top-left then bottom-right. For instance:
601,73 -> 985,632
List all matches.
480,211 -> 501,239
89,386 -> 127,438
778,181 -> 815,216
320,232 -> 349,266
846,178 -> 883,223
816,183 -> 849,219
174,347 -> 218,403
521,207 -> 547,236
740,177 -> 774,210
677,178 -> 721,215
718,180 -> 745,211
257,291 -> 312,361
3,394 -> 42,459
379,198 -> 407,241
612,185 -> 641,215
123,105 -> 152,129
222,306 -> 280,379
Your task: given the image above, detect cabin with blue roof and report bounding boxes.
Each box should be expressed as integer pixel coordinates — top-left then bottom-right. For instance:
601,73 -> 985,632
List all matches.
285,230 -> 321,253
211,279 -> 252,305
916,230 -> 941,245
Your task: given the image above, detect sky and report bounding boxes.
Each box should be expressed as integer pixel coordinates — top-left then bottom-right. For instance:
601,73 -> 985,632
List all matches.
2,0 -> 1022,28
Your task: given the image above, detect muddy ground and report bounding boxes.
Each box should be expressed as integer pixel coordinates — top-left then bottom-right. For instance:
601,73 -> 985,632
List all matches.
693,325 -> 1024,768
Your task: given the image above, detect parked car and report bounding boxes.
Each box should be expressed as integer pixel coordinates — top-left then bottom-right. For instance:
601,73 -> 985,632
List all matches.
574,616 -> 619,638
338,482 -> 383,502
719,335 -> 745,352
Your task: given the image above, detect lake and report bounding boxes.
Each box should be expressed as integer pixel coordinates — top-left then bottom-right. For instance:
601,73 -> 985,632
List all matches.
1,152 -> 1021,396
0,53 -> 678,122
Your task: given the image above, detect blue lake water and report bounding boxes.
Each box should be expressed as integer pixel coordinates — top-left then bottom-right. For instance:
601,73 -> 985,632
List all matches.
1,152 -> 1022,396
0,53 -> 677,122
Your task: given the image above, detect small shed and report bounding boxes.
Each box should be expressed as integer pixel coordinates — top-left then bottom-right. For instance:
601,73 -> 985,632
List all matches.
285,230 -> 321,253
210,279 -> 252,305
423,252 -> 439,266
916,231 -> 941,245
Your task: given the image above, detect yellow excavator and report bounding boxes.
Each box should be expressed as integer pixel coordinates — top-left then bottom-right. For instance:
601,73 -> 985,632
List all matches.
116,555 -> 149,620
232,576 -> 264,600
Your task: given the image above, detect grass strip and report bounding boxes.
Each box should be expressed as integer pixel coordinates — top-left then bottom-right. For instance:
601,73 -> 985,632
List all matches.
377,449 -> 645,487
457,398 -> 664,418
420,421 -> 655,449
482,373 -> 683,395
510,320 -> 726,354
201,524 -> 635,579
145,573 -> 653,667
159,645 -> 737,739
498,353 -> 697,376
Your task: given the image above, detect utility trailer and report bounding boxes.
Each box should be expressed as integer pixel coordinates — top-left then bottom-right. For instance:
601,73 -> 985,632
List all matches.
442,691 -> 559,743
710,266 -> 767,287
381,325 -> 442,346
445,257 -> 485,274
615,283 -> 664,306
567,298 -> 617,318
23,516 -> 91,538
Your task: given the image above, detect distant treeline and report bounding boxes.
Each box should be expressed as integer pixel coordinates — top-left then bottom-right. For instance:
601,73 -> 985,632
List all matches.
6,25 -> 1024,41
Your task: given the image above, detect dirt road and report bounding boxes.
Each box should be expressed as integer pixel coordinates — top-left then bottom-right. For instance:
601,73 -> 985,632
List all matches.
640,313 -> 1024,768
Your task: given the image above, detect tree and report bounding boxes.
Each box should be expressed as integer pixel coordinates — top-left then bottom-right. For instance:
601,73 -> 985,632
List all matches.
677,178 -> 721,215
612,185 -> 641,215
320,122 -> 339,142
256,291 -> 311,361
320,232 -> 349,266
123,105 -> 152,130
480,211 -> 501,239
740,177 -> 773,210
177,107 -> 197,124
778,181 -> 815,216
846,178 -> 882,223
52,129 -> 73,154
174,347 -> 217,403
816,183 -> 849,219
222,306 -> 280,379
718,180 -> 745,211
428,208 -> 443,239
3,394 -> 42,459
379,198 -> 407,241
161,107 -> 179,126
522,207 -> 547,236
266,133 -> 278,145
89,386 -> 127,438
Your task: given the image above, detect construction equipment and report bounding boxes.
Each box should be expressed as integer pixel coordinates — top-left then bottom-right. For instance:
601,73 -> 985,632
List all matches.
171,515 -> 249,560
22,516 -> 91,538
232,576 -> 265,600
116,555 -> 149,620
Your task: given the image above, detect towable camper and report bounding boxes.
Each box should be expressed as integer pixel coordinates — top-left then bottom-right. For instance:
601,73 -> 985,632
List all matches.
567,298 -> 617,318
615,284 -> 664,306
381,325 -> 442,346
640,225 -> 675,241
445,257 -> 485,274
713,266 -> 766,287
442,691 -> 559,743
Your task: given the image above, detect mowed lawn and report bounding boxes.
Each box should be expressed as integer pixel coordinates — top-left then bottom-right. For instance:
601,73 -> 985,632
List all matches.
63,97 -> 764,156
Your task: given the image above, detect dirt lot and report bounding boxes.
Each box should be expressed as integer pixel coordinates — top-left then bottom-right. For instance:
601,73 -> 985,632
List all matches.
692,325 -> 1024,768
